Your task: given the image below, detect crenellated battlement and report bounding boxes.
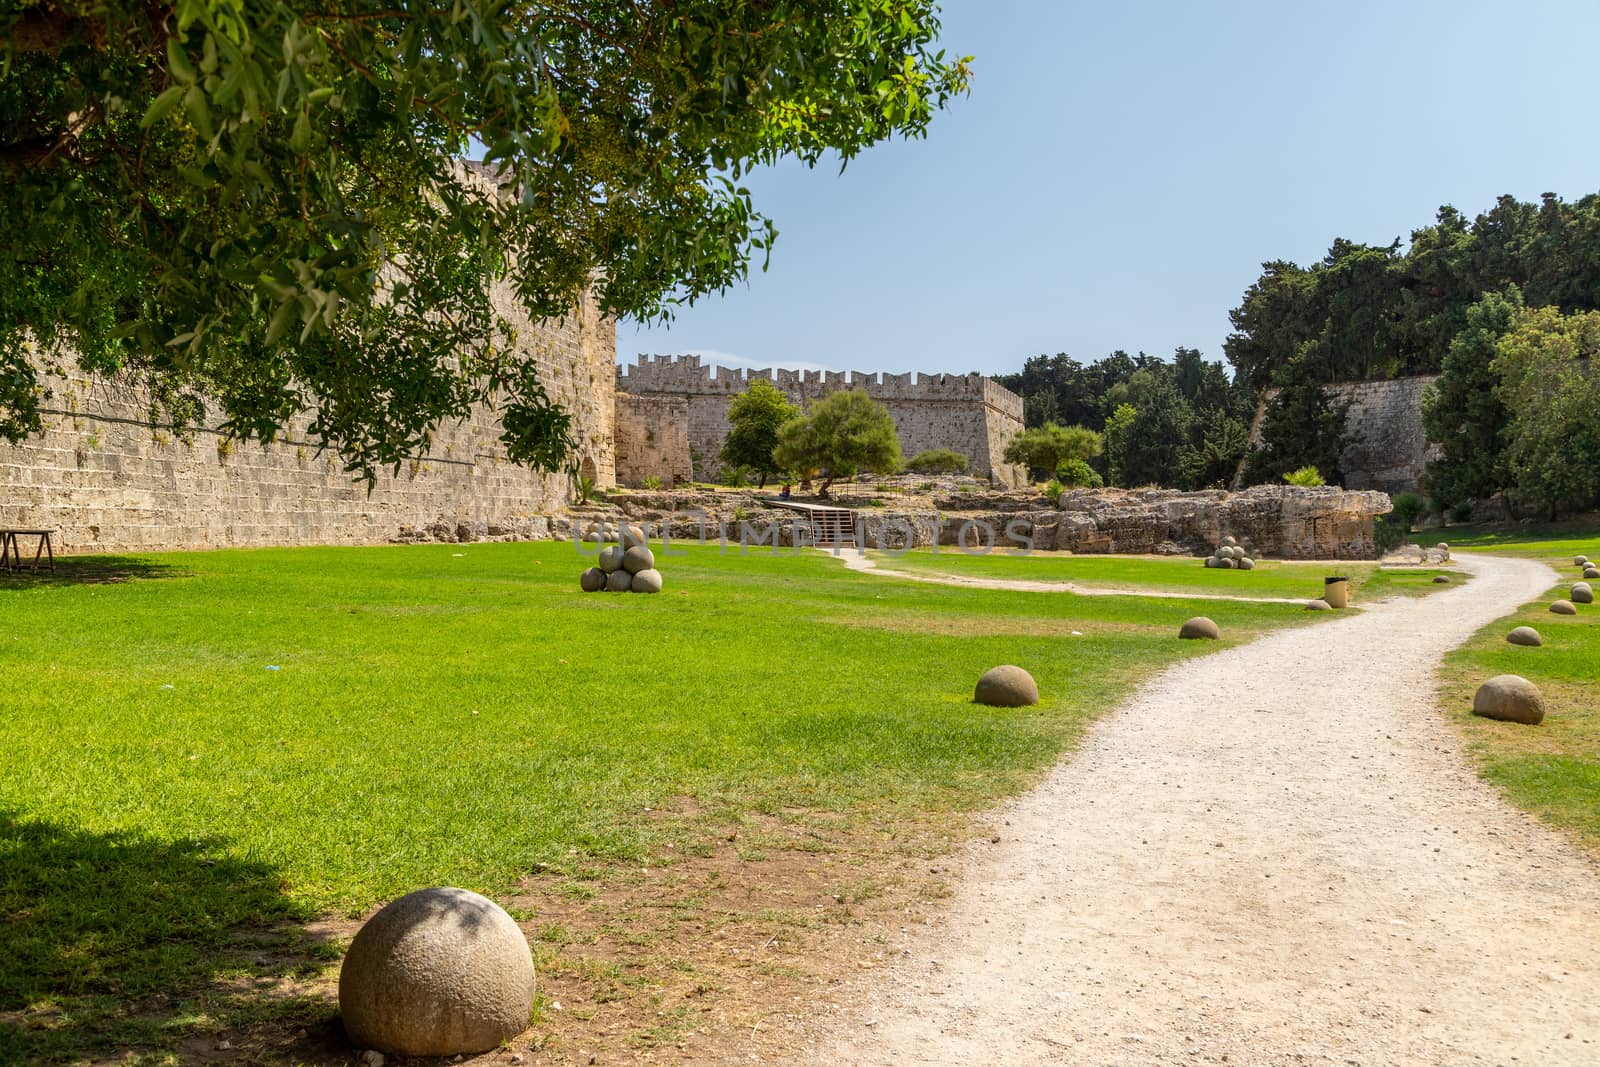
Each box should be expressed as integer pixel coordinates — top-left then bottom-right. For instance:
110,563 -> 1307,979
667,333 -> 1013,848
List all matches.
613,354 -> 1026,484
616,354 -> 1023,417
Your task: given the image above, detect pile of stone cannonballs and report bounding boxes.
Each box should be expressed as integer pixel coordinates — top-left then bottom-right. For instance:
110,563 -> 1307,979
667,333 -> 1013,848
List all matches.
579,524 -> 663,594
1203,535 -> 1256,570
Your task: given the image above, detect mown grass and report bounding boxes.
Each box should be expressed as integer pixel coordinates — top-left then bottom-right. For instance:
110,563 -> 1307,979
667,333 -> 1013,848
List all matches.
0,540 -> 1324,1063
869,547 -> 1454,602
1432,528 -> 1600,852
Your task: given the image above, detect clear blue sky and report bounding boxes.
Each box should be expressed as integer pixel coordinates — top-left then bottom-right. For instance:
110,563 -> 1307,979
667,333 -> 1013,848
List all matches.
625,0 -> 1600,377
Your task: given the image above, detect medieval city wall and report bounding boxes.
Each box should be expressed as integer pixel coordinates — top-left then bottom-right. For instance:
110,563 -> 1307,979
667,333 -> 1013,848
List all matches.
614,393 -> 693,488
1328,375 -> 1439,496
0,287 -> 616,553
615,355 -> 1026,484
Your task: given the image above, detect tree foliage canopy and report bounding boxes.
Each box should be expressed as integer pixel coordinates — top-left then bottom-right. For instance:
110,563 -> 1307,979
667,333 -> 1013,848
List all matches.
1002,421 -> 1101,477
1419,288 -> 1522,511
1492,306 -> 1600,516
772,388 -> 900,496
718,378 -> 797,487
1,0 -> 969,479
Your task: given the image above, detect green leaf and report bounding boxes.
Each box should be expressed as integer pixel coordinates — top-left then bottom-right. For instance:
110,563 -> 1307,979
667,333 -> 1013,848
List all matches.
141,86 -> 186,129
265,301 -> 298,346
167,37 -> 197,85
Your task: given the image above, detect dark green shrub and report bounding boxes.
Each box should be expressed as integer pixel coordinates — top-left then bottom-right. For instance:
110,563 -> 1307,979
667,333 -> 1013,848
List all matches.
1054,458 -> 1103,488
1389,491 -> 1424,533
906,448 -> 969,474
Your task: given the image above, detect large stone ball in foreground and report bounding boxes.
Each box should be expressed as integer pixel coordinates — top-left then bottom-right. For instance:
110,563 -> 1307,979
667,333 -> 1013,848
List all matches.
1471,675 -> 1546,726
622,545 -> 655,575
974,665 -> 1039,707
1573,582 -> 1595,605
339,887 -> 534,1057
597,545 -> 625,573
1550,599 -> 1578,615
630,568 -> 663,593
1306,599 -> 1332,611
1179,617 -> 1220,640
579,567 -> 605,592
605,569 -> 632,592
1506,626 -> 1543,647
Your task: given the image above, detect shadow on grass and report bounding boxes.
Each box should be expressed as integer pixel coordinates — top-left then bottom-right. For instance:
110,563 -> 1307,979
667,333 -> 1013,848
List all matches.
0,812 -> 343,1064
0,555 -> 182,591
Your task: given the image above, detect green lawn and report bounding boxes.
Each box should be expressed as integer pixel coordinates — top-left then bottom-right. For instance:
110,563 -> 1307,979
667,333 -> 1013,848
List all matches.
0,540 -> 1325,1063
868,547 -> 1454,601
1431,529 -> 1600,852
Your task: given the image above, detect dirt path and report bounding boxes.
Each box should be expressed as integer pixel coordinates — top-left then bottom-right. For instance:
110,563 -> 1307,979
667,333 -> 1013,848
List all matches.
826,549 -> 1320,605
793,553 -> 1600,1066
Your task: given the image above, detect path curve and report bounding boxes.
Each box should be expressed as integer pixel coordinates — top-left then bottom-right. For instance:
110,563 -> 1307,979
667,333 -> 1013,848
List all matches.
825,549 -> 1321,605
798,553 -> 1600,1065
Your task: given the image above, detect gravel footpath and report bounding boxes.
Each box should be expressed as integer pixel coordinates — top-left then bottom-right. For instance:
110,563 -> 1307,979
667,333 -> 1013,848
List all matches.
798,553 -> 1600,1066
828,549 -> 1317,604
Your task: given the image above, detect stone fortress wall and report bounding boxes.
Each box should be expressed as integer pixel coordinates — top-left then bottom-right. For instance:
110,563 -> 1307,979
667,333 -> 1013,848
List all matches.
615,354 -> 1027,486
0,287 -> 617,554
1250,374 -> 1440,496
1326,375 -> 1440,496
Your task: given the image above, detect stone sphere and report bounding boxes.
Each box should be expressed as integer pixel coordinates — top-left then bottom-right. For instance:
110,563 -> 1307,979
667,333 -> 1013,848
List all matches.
1237,557 -> 1255,571
1472,675 -> 1546,726
339,887 -> 534,1057
1506,626 -> 1543,647
973,665 -> 1039,707
622,545 -> 655,575
1573,582 -> 1594,604
1575,555 -> 1589,567
1437,543 -> 1449,552
1306,599 -> 1333,611
597,545 -> 625,573
1178,617 -> 1220,640
622,524 -> 649,548
1433,575 -> 1451,584
579,567 -> 605,593
1221,535 -> 1237,548
605,569 -> 632,592
1217,557 -> 1236,569
1550,599 -> 1578,615
1203,556 -> 1218,568
1585,566 -> 1600,580
629,568 -> 663,593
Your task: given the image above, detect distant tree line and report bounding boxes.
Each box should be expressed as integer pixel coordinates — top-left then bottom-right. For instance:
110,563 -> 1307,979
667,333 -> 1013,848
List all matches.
996,190 -> 1600,512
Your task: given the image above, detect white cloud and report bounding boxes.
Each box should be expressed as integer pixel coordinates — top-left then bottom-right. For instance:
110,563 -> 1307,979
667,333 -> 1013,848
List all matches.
618,347 -> 837,375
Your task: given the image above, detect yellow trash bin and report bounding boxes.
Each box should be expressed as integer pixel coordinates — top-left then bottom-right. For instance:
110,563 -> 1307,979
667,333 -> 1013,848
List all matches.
1324,576 -> 1350,609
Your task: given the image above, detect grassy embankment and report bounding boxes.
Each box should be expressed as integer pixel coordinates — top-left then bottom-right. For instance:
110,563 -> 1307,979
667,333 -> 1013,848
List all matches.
1420,529 -> 1600,851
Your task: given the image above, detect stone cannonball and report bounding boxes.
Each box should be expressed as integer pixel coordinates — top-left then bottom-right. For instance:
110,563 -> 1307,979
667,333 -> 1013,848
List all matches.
1471,675 -> 1546,726
579,567 -> 605,592
1550,599 -> 1578,616
1432,575 -> 1451,584
1203,556 -> 1216,568
1437,543 -> 1449,552
1506,626 -> 1543,647
622,545 -> 655,575
1575,555 -> 1589,567
1306,599 -> 1333,611
597,545 -> 625,573
1178,617 -> 1220,640
1585,566 -> 1600,580
339,887 -> 535,1057
974,665 -> 1039,707
629,568 -> 663,593
622,524 -> 649,548
1221,535 -> 1237,548
1237,557 -> 1256,571
1573,582 -> 1594,605
605,569 -> 632,592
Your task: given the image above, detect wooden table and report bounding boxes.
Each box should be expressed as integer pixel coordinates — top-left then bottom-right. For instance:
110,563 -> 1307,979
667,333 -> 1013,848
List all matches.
0,529 -> 55,573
